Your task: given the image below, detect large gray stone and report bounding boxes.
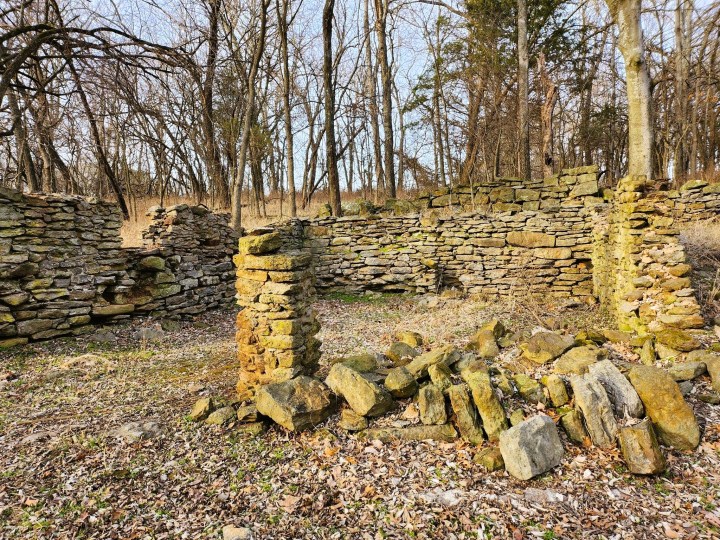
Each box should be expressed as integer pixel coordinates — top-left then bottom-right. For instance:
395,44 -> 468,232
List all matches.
588,360 -> 644,418
569,374 -> 618,447
499,415 -> 565,480
255,376 -> 336,431
325,363 -> 394,417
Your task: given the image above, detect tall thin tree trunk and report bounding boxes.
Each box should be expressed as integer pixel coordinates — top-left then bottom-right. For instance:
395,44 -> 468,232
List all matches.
373,0 -> 396,198
673,0 -> 692,181
539,53 -> 558,178
607,0 -> 653,179
323,0 -> 341,216
517,0 -> 530,181
231,0 -> 269,230
277,0 -> 297,216
364,0 -> 384,198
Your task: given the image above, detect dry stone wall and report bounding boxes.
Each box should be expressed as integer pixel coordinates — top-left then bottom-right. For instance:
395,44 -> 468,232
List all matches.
414,166 -> 604,213
0,187 -> 236,347
306,201 -> 601,300
673,180 -> 720,225
592,176 -> 704,335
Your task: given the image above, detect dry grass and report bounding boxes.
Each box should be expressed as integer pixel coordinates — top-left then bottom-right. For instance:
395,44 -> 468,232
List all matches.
119,192 -> 379,247
681,219 -> 720,320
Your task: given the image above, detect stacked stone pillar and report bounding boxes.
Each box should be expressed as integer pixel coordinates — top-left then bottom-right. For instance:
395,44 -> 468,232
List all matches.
593,176 -> 703,334
234,226 -> 321,400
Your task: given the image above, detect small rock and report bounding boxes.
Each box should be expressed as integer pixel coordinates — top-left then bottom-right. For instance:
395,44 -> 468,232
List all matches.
541,374 -> 569,407
479,319 -> 507,339
418,384 -> 447,425
513,374 -> 547,405
237,422 -> 267,437
385,342 -> 419,366
698,392 -> 720,404
559,409 -> 588,445
628,365 -> 700,450
678,381 -> 693,396
619,419 -> 665,475
341,353 -> 379,373
448,384 -> 484,444
256,376 -> 336,431
466,329 -> 500,359
667,362 -> 707,381
189,397 -> 214,422
705,356 -> 720,392
396,331 -> 424,348
509,409 -> 526,426
136,327 -> 165,341
588,360 -> 644,418
418,488 -> 464,507
115,420 -> 163,442
554,345 -> 605,375
338,409 -> 368,431
654,328 -> 701,352
223,525 -> 254,540
206,406 -> 236,425
405,346 -> 461,378
428,363 -> 453,393
499,414 -> 565,481
384,367 -> 418,399
640,339 -> 656,365
187,382 -> 206,393
520,332 -> 575,364
473,447 -> 504,471
655,343 -> 680,360
570,374 -> 618,447
326,363 -> 394,417
236,405 -> 257,423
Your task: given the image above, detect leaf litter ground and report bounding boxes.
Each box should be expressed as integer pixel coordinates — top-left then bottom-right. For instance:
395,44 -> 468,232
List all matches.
1,294 -> 719,539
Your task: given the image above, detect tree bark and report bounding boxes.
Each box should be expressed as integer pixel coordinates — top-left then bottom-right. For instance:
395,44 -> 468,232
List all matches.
373,0 -> 396,198
277,0 -> 297,216
673,0 -> 692,181
538,53 -> 558,178
606,0 -> 653,179
230,0 -> 269,230
323,0 -> 342,216
517,0 -> 530,181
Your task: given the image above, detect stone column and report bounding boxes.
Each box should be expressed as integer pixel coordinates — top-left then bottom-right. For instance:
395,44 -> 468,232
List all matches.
593,176 -> 703,334
234,228 -> 320,400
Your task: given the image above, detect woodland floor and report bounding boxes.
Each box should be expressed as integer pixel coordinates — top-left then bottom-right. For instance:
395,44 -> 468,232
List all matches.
1,294 -> 720,540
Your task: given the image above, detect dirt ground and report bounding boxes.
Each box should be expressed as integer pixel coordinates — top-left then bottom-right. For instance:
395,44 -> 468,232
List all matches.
1,294 -> 719,540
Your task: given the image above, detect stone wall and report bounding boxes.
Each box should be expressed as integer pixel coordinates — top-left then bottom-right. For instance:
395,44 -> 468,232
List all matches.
414,166 -> 604,213
0,187 -> 237,347
673,180 -> 720,225
306,201 -> 602,300
592,176 -> 704,335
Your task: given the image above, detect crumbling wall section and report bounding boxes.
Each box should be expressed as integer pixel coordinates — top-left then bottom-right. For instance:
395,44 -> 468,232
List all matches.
0,187 -> 237,347
592,177 -> 704,334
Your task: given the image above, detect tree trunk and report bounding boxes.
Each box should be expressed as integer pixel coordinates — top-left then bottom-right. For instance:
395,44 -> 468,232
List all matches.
373,0 -> 396,198
538,53 -> 558,178
323,0 -> 342,216
230,0 -> 269,230
517,0 -> 530,181
277,0 -> 297,216
364,0 -> 384,198
673,0 -> 692,181
606,0 -> 653,179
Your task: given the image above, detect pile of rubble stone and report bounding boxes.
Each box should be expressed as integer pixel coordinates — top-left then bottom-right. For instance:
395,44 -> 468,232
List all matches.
191,321 -> 720,480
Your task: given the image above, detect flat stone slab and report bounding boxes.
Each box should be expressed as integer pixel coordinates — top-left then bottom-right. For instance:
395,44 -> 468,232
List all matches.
588,360 -> 644,418
359,424 -> 458,443
256,376 -> 336,431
